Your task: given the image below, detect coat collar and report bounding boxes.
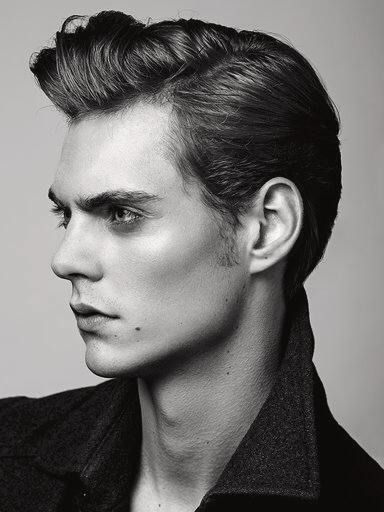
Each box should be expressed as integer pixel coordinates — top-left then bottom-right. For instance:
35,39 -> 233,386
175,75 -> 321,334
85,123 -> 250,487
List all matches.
32,284 -> 321,509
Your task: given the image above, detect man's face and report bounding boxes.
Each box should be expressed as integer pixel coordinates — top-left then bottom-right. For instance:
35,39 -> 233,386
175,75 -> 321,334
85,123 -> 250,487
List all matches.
50,102 -> 249,378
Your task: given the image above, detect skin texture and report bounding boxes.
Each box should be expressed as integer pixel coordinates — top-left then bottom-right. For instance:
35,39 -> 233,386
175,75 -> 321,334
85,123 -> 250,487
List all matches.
50,101 -> 303,511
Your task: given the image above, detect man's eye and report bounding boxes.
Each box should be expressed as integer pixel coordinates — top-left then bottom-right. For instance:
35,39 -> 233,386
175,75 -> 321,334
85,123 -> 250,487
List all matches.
50,204 -> 142,229
109,206 -> 142,225
50,205 -> 71,229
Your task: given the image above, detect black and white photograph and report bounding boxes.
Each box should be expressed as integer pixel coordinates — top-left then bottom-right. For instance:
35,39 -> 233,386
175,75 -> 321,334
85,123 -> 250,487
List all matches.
0,1 -> 383,510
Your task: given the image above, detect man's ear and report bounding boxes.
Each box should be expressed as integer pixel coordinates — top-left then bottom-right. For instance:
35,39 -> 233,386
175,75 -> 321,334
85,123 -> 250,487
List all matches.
246,177 -> 303,275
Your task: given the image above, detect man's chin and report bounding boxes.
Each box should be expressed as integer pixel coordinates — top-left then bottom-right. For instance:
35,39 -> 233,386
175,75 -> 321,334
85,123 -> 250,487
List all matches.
86,364 -> 127,379
83,337 -> 187,381
83,338 -> 139,379
82,337 -> 166,379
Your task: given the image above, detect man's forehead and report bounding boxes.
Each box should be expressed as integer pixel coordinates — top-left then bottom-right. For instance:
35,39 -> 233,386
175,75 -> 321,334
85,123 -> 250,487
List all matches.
60,101 -> 173,165
54,102 -> 180,199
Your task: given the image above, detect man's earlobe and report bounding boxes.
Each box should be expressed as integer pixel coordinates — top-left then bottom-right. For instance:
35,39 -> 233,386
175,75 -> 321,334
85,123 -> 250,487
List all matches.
248,177 -> 303,275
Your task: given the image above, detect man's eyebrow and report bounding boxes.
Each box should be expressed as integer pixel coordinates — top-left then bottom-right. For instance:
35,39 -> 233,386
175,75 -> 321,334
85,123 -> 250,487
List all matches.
48,187 -> 64,206
48,187 -> 163,210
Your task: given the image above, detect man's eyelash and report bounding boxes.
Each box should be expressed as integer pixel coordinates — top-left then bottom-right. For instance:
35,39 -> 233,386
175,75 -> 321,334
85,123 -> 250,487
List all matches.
50,204 -> 69,228
50,204 -> 63,214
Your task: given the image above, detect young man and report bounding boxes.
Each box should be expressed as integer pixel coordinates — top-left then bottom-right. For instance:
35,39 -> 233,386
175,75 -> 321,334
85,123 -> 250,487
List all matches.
1,11 -> 383,511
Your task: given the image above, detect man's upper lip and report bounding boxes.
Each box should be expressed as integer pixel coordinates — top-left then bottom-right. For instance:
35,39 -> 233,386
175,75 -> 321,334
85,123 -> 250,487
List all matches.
70,303 -> 116,317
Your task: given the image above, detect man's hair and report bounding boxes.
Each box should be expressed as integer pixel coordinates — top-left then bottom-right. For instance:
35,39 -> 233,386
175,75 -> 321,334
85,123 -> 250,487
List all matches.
30,11 -> 342,301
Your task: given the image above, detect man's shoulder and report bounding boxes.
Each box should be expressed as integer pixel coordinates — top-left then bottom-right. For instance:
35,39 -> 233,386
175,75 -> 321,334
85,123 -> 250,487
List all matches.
0,379 -> 119,452
314,373 -> 384,504
321,414 -> 384,503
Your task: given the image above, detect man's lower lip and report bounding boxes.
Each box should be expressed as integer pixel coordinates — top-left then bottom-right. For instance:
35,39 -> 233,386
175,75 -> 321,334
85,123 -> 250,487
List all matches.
75,314 -> 116,331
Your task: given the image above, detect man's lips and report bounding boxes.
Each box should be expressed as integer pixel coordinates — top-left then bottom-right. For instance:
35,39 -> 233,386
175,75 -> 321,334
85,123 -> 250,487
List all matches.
70,303 -> 118,332
70,303 -> 118,317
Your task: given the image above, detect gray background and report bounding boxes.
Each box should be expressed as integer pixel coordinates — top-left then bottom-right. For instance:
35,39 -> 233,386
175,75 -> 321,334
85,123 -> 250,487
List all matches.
1,0 -> 383,465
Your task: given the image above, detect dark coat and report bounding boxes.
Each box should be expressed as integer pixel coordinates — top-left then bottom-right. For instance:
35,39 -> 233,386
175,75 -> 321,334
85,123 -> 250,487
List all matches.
1,286 -> 383,511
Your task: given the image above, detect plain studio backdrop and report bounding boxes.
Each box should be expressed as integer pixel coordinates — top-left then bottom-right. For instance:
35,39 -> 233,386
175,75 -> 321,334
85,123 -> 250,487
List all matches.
0,0 -> 383,466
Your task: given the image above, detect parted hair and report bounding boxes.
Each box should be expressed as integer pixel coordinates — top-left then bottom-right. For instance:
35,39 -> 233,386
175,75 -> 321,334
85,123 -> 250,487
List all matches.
30,11 -> 342,301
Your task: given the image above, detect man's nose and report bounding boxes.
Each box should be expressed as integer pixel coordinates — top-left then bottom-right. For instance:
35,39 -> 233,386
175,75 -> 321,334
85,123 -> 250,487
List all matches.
51,220 -> 103,282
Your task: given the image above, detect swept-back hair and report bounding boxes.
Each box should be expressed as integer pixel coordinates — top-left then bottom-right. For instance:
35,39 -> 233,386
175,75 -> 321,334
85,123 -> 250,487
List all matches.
30,11 -> 342,300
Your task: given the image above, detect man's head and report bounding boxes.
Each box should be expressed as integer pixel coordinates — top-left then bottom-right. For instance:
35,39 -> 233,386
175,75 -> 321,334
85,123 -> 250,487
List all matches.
30,12 -> 341,378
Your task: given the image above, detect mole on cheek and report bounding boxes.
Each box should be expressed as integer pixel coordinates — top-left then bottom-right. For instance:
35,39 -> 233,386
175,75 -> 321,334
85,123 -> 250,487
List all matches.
135,327 -> 141,331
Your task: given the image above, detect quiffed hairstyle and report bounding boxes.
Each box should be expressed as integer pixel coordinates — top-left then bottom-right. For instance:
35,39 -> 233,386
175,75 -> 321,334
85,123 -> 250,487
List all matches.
30,11 -> 342,300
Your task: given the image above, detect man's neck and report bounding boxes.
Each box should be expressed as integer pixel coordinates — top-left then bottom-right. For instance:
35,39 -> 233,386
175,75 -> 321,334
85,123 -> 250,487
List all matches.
130,286 -> 286,512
